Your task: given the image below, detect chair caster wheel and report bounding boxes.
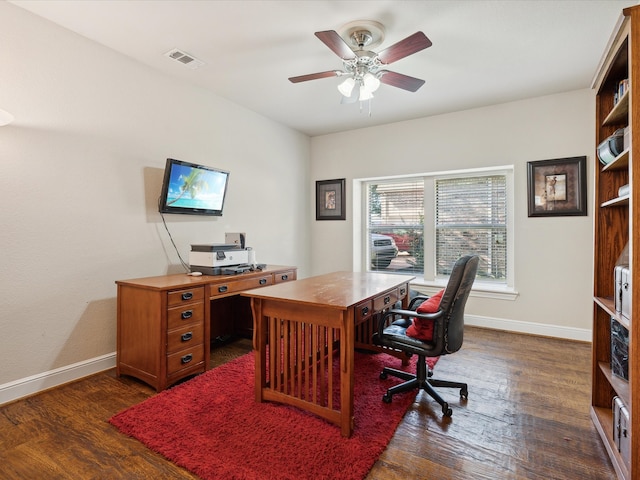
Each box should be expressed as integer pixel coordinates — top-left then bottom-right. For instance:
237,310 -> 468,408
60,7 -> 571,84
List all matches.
382,393 -> 392,404
379,371 -> 388,380
460,387 -> 468,399
442,402 -> 452,417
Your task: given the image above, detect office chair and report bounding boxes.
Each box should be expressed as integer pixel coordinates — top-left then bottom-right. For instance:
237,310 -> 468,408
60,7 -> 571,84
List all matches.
373,255 -> 479,416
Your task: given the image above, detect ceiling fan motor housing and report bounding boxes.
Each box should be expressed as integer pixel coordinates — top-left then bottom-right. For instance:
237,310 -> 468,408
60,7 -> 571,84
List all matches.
344,50 -> 381,78
350,30 -> 373,49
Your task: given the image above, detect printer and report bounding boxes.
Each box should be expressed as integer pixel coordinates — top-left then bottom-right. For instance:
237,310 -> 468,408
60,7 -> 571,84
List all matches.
189,244 -> 250,275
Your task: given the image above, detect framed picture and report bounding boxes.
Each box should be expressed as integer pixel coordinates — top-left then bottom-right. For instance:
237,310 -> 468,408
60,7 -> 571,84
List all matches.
316,178 -> 346,220
527,156 -> 587,217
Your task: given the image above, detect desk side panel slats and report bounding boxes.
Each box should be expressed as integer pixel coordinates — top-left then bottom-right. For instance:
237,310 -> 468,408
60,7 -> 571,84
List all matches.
267,317 -> 338,410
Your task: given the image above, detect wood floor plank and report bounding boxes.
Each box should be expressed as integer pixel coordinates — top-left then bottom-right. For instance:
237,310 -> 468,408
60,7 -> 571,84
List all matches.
0,328 -> 616,479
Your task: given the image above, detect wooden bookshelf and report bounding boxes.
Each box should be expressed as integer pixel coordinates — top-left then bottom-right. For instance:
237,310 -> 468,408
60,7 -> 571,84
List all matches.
591,6 -> 640,480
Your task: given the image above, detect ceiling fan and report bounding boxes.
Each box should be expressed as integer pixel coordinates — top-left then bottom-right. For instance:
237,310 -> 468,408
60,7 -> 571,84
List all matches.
288,21 -> 432,104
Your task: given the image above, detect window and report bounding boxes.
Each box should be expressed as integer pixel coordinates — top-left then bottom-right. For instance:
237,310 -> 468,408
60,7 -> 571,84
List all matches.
362,167 -> 513,289
366,179 -> 424,273
435,175 -> 507,281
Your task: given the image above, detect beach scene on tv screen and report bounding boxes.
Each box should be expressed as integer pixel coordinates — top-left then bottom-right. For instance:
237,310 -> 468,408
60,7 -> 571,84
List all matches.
166,164 -> 226,210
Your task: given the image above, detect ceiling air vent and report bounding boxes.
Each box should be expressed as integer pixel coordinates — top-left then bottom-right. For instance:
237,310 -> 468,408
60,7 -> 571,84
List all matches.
164,49 -> 205,70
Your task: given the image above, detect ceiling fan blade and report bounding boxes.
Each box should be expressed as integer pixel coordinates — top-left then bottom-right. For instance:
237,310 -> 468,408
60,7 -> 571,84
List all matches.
288,70 -> 340,83
377,32 -> 432,65
379,70 -> 426,92
315,30 -> 357,60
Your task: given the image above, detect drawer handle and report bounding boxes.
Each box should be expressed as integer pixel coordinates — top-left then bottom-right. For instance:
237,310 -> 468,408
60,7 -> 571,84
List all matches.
181,332 -> 193,342
361,306 -> 369,316
181,310 -> 193,320
218,285 -> 228,293
384,296 -> 391,304
400,287 -> 406,296
281,274 -> 288,281
181,353 -> 193,365
181,292 -> 193,301
259,278 -> 267,285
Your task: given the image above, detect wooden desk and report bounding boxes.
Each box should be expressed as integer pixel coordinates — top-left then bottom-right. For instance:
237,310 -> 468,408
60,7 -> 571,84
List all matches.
115,265 -> 296,391
243,271 -> 412,437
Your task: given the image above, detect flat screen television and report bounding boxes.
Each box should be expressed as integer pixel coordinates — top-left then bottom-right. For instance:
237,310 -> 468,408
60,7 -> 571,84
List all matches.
158,158 -> 230,216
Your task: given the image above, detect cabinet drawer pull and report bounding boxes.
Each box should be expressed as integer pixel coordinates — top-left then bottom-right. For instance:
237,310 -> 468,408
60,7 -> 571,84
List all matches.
181,292 -> 193,301
361,306 -> 369,316
281,274 -> 288,281
181,332 -> 193,342
400,287 -> 406,296
384,296 -> 391,304
218,285 -> 228,293
259,278 -> 267,285
181,310 -> 193,320
181,353 -> 193,364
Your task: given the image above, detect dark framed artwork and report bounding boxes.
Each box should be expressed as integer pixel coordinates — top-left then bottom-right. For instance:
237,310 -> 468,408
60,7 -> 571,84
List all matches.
527,156 -> 587,217
316,178 -> 346,220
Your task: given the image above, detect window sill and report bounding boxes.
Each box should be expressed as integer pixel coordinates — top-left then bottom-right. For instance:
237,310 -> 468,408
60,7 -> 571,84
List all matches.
409,279 -> 519,301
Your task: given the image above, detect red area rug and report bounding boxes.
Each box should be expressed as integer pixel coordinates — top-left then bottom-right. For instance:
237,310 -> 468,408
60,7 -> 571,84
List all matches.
110,351 -> 437,480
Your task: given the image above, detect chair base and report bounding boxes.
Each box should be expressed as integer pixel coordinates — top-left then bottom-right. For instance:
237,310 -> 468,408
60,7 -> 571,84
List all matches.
380,356 -> 467,417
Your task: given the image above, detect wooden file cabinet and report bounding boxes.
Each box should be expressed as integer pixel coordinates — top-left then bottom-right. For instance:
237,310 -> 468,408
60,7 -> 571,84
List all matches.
116,265 -> 296,391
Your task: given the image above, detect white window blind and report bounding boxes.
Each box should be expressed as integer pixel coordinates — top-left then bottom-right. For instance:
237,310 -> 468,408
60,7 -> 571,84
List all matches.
435,175 -> 507,280
368,180 -> 424,227
366,180 -> 424,272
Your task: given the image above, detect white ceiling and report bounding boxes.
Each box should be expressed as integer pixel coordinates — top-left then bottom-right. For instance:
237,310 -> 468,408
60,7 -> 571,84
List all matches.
10,0 -> 635,136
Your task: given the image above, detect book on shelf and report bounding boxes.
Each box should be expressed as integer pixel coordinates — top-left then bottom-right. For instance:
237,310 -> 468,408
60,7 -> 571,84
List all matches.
614,78 -> 629,106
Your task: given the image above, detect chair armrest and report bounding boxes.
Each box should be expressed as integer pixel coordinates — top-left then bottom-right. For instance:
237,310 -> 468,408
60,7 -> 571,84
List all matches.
377,307 -> 444,338
378,308 -> 411,338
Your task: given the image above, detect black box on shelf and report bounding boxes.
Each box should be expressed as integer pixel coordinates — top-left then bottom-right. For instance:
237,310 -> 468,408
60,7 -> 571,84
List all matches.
611,317 -> 629,381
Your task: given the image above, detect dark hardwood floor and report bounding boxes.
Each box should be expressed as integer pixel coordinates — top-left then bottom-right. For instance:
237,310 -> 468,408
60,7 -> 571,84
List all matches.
0,327 -> 616,479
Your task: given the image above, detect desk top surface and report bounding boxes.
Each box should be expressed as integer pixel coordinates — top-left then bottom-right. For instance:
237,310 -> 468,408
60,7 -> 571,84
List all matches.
115,265 -> 296,290
242,271 -> 413,309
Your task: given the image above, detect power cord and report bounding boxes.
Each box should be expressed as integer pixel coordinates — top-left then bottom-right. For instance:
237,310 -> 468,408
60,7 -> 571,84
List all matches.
158,197 -> 190,272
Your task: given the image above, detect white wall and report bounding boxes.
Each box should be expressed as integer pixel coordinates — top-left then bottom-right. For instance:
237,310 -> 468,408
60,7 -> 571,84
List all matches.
0,1 -> 597,402
0,3 -> 311,393
310,89 -> 595,339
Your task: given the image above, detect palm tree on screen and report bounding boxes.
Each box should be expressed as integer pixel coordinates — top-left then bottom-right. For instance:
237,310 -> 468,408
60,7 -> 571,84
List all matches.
167,170 -> 209,205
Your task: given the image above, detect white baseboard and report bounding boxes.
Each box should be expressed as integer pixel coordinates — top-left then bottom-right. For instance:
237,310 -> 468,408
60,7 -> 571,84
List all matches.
465,314 -> 592,342
0,353 -> 116,407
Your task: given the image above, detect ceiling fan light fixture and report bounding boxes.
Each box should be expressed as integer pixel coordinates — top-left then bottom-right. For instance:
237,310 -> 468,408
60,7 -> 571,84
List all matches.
358,85 -> 374,101
337,77 -> 356,97
362,72 -> 380,92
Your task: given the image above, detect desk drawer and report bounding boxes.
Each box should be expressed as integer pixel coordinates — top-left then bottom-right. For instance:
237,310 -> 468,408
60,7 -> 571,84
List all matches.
211,275 -> 274,297
398,283 -> 409,302
373,289 -> 399,311
355,299 -> 374,325
167,346 -> 204,375
167,323 -> 204,354
167,286 -> 204,307
167,302 -> 204,330
274,270 -> 297,283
